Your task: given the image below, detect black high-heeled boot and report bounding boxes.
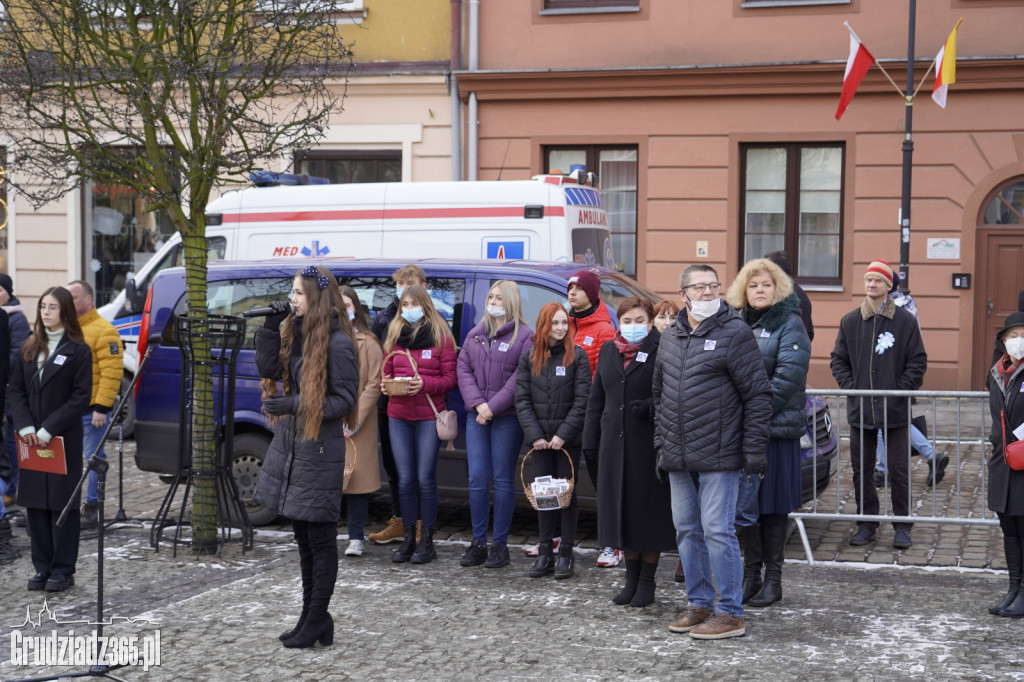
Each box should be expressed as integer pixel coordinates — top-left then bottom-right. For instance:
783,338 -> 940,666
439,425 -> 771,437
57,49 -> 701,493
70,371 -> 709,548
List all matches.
740,524 -> 763,605
529,541 -> 555,578
391,525 -> 417,563
748,523 -> 787,607
991,536 -> 1022,615
612,558 -> 641,604
284,522 -> 337,648
279,525 -> 314,641
411,527 -> 436,564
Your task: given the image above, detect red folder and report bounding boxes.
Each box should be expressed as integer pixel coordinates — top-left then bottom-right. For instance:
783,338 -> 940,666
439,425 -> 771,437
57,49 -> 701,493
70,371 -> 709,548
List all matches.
16,435 -> 67,475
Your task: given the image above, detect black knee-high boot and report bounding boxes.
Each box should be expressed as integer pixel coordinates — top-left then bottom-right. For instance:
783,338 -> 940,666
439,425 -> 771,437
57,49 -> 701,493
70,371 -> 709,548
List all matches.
280,522 -> 315,640
990,535 -> 1022,614
629,559 -> 659,608
748,523 -> 787,607
284,522 -> 336,648
612,558 -> 641,605
998,535 -> 1024,617
740,524 -> 763,605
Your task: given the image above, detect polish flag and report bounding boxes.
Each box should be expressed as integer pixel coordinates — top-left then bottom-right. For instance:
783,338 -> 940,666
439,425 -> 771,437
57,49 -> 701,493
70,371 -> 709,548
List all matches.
835,22 -> 876,121
931,19 -> 962,109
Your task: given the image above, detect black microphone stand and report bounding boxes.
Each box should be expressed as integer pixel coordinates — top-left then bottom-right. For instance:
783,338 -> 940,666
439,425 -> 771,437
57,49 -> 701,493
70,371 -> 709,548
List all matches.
8,339 -> 159,682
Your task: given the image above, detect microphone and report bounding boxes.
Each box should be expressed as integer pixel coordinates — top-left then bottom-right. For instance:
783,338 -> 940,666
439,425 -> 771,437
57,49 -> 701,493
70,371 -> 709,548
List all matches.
243,303 -> 294,318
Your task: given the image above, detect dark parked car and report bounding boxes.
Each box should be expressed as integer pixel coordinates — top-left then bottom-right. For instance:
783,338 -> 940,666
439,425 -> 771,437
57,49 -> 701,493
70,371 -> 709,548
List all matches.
800,392 -> 839,505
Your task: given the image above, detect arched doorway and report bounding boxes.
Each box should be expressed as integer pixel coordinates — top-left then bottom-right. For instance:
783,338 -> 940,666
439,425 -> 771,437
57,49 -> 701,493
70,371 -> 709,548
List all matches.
973,177 -> 1024,388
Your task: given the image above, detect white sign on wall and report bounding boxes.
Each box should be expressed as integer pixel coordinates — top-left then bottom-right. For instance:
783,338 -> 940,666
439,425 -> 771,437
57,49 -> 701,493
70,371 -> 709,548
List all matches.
926,237 -> 960,260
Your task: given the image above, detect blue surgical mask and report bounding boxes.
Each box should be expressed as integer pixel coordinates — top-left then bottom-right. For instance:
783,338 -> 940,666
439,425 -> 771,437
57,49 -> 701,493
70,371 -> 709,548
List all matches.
396,286 -> 405,300
347,310 -> 355,321
620,324 -> 649,344
401,307 -> 424,324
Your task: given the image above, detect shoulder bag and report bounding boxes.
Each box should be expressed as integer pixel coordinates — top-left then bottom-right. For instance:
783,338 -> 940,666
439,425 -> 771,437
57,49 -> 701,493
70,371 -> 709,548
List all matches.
426,394 -> 458,451
1001,410 -> 1024,471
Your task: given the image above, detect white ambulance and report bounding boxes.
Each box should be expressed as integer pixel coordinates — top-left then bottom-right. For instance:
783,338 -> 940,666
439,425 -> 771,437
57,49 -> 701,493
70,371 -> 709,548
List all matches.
99,172 -> 615,404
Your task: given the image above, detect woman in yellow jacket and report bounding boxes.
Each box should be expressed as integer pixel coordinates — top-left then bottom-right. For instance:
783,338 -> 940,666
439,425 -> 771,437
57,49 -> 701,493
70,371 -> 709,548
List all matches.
339,285 -> 383,557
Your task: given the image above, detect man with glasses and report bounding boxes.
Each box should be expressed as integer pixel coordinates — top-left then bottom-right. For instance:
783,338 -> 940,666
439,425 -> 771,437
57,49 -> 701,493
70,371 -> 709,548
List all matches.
654,264 -> 772,640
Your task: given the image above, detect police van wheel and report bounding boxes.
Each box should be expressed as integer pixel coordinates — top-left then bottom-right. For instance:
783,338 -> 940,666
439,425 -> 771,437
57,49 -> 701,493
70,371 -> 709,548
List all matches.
230,432 -> 277,526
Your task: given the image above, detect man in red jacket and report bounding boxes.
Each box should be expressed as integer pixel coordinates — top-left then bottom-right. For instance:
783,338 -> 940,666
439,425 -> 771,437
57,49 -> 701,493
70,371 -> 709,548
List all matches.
567,268 -> 621,567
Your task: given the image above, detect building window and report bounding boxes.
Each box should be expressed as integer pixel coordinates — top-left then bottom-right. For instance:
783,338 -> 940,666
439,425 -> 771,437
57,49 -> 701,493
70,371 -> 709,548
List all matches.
295,150 -> 401,184
84,151 -> 181,307
545,145 -> 638,276
740,143 -> 844,285
0,146 -> 8,273
544,0 -> 639,8
983,179 -> 1024,225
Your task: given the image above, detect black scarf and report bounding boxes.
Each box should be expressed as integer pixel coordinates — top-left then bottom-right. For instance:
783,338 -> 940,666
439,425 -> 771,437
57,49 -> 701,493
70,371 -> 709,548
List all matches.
569,303 -> 598,320
745,306 -> 767,327
397,320 -> 435,350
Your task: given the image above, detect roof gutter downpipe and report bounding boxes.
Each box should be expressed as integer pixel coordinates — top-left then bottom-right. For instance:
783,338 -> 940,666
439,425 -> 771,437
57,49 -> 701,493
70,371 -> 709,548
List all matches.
467,0 -> 479,181
450,0 -> 462,181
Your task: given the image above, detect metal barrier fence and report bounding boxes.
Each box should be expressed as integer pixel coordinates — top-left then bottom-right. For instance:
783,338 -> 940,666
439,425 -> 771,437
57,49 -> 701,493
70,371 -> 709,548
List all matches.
793,388 -> 993,565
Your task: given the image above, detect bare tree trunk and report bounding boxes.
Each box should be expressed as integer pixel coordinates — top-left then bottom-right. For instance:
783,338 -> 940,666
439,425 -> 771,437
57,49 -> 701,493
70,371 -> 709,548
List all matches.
181,230 -> 217,551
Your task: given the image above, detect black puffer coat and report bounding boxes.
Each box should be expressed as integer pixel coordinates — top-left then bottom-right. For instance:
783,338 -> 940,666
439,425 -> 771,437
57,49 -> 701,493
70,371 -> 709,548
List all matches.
739,294 -> 811,440
514,343 -> 591,447
830,296 -> 927,429
653,303 -> 773,473
9,334 -> 92,510
583,331 -> 675,552
253,317 -> 358,523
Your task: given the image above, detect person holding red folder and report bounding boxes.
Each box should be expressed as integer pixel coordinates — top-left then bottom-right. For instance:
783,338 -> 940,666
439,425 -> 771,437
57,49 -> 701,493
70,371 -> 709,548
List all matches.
9,286 -> 92,592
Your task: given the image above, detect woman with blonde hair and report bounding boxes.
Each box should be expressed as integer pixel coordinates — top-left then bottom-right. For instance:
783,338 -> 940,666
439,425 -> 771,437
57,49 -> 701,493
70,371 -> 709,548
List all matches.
725,258 -> 810,608
338,284 -> 383,558
254,265 -> 359,648
457,280 -> 534,568
381,284 -> 458,565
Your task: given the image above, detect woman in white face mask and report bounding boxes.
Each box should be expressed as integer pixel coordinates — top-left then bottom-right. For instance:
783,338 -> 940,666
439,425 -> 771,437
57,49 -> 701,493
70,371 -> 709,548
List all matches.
987,311 -> 1024,618
581,297 -> 676,606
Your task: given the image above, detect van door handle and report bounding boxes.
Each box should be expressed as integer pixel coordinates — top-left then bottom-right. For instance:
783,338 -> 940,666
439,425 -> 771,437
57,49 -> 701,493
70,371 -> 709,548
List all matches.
988,299 -> 995,319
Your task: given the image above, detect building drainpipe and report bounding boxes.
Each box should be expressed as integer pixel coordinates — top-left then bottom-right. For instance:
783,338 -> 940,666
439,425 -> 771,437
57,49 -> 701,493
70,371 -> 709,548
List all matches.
450,0 -> 462,181
467,0 -> 479,181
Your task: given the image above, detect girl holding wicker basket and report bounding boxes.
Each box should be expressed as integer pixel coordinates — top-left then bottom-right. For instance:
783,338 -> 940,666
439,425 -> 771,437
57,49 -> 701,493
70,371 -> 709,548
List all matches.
380,285 -> 458,565
514,302 -> 591,579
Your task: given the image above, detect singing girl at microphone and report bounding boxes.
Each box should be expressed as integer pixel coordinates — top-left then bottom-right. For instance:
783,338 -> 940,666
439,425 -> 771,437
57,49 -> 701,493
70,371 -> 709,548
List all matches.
253,265 -> 359,649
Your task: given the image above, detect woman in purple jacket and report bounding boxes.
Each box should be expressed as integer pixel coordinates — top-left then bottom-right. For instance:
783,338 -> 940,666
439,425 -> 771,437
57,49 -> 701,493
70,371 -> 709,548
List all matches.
457,280 -> 534,568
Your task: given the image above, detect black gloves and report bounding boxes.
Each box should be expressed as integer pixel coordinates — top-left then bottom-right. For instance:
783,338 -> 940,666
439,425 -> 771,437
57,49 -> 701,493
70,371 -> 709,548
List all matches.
263,300 -> 293,332
630,399 -> 654,422
263,395 -> 297,416
742,451 -> 767,477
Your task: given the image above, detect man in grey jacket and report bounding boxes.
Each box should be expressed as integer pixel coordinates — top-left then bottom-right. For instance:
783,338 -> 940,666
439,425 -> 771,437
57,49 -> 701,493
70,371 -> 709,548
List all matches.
654,264 -> 773,641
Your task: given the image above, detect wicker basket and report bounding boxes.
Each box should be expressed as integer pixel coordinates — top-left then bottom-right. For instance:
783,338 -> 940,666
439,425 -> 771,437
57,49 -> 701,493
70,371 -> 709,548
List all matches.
380,350 -> 419,396
521,448 -> 575,511
342,437 -> 356,492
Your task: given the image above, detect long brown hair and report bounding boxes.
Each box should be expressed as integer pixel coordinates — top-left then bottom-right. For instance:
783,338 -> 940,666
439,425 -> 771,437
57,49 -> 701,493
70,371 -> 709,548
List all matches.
383,285 -> 455,353
531,302 -> 574,376
261,266 -> 354,441
339,284 -> 373,335
22,287 -> 84,362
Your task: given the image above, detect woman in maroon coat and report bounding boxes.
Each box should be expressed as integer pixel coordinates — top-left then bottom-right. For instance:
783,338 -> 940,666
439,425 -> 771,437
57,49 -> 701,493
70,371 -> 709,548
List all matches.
381,285 -> 458,565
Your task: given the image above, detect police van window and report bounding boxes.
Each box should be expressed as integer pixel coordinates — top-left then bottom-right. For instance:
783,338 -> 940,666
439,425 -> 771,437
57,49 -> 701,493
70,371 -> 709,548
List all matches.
164,276 -> 291,349
337,275 -> 466,339
511,282 -> 565,332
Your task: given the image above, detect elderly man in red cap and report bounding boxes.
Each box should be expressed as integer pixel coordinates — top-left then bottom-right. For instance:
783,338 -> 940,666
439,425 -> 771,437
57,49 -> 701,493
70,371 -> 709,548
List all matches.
830,259 -> 927,550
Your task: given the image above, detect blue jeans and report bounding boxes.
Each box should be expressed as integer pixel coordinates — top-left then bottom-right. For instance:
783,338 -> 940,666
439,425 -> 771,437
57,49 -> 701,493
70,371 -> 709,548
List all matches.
734,470 -> 760,527
83,415 -> 108,506
389,418 -> 440,529
0,476 -> 8,517
875,424 -> 933,473
466,415 -> 524,546
5,415 -> 19,494
669,470 -> 743,619
345,494 -> 369,541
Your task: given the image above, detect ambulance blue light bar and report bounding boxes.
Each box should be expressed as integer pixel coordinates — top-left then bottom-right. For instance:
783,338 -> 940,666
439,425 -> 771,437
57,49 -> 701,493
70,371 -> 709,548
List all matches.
250,171 -> 330,187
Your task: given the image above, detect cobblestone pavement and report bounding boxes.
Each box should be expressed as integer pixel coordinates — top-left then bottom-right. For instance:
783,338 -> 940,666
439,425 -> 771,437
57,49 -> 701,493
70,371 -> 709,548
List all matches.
2,425 -> 1023,680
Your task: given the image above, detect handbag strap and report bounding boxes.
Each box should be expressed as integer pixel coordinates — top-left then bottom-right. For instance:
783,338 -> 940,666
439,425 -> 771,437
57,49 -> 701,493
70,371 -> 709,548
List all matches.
425,393 -> 441,417
1003,410 -> 1012,466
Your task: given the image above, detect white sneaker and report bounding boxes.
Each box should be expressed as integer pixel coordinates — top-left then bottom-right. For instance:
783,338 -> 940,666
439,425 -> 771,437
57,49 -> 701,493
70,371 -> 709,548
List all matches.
345,539 -> 364,557
523,536 -> 561,557
596,547 -> 623,568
